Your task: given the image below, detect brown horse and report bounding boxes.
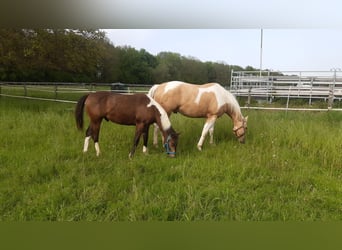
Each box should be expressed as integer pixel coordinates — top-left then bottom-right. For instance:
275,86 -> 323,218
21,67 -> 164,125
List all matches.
148,81 -> 248,151
75,92 -> 179,158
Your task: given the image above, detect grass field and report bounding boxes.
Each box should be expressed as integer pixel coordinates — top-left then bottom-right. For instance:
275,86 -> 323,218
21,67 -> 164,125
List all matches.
0,96 -> 341,221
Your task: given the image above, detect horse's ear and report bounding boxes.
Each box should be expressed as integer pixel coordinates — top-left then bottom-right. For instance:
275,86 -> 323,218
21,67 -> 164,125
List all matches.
245,116 -> 248,122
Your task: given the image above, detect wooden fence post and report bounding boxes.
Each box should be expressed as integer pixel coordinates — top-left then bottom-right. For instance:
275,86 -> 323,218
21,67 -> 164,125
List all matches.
24,83 -> 27,97
328,83 -> 334,110
54,83 -> 58,100
328,69 -> 337,110
247,87 -> 251,108
286,86 -> 292,111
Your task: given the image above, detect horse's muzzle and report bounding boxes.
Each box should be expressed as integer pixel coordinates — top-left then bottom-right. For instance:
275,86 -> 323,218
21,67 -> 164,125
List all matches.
164,141 -> 176,157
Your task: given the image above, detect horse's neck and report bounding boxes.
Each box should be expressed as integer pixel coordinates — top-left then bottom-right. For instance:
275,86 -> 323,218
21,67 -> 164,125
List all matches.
160,127 -> 174,141
223,91 -> 242,122
155,114 -> 171,135
226,106 -> 243,125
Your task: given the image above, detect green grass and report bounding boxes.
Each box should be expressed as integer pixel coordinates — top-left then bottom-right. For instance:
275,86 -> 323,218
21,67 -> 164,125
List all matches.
0,97 -> 341,221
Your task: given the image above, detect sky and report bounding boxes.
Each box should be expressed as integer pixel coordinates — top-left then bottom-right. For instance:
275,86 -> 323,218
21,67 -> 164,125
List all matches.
83,0 -> 342,73
7,0 -> 342,73
104,29 -> 342,72
81,0 -> 342,28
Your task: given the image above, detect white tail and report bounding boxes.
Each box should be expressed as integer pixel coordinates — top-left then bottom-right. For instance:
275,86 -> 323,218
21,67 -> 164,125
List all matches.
147,84 -> 159,98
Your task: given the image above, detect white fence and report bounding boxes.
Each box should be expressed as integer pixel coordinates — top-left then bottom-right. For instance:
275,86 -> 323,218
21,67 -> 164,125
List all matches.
3,76 -> 342,111
230,70 -> 342,111
0,82 -> 151,104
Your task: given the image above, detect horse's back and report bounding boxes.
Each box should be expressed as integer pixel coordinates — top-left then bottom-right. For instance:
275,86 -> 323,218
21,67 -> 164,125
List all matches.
85,92 -> 151,124
150,81 -> 234,117
86,92 -> 148,108
153,81 -> 225,98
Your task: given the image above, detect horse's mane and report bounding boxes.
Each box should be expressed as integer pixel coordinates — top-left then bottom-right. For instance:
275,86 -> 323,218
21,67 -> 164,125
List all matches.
146,94 -> 171,131
148,84 -> 159,98
224,89 -> 243,119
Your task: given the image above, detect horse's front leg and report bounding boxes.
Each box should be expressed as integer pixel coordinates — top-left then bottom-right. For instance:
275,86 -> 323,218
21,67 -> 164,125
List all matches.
209,125 -> 215,144
152,123 -> 159,147
142,125 -> 150,154
129,124 -> 143,159
197,116 -> 217,151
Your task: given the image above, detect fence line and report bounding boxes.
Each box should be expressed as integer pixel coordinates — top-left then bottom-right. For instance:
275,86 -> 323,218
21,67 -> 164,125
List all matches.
0,82 -> 151,104
2,80 -> 342,111
0,93 -> 78,104
241,106 -> 342,112
230,70 -> 342,111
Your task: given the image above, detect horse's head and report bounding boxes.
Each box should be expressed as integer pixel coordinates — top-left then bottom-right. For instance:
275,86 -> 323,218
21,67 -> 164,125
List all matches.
164,131 -> 179,157
233,116 -> 248,143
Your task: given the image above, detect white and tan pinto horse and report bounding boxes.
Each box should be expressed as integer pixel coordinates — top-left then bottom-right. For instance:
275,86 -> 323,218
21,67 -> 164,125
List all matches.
148,81 -> 248,150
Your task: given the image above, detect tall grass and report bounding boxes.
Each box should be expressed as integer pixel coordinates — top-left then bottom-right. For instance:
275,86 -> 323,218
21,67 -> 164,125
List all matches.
0,97 -> 341,221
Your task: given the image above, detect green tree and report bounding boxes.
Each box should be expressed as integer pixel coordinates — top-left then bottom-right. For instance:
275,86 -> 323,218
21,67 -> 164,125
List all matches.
0,29 -> 109,82
153,52 -> 182,83
205,62 -> 232,86
0,28 -> 253,85
100,42 -> 121,82
180,56 -> 208,83
118,47 -> 157,84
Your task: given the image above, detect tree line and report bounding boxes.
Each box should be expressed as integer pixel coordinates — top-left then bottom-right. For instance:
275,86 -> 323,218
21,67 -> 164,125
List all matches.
0,29 -> 258,86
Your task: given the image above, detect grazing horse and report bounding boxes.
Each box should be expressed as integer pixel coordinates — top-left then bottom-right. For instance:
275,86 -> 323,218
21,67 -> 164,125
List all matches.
148,81 -> 248,151
75,92 -> 179,158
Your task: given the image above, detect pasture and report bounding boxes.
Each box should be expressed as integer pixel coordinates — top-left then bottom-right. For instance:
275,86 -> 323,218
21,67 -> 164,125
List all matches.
0,96 -> 341,221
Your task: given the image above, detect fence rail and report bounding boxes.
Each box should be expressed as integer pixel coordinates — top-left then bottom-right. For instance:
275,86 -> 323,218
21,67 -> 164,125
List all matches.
0,82 -> 152,104
3,77 -> 342,111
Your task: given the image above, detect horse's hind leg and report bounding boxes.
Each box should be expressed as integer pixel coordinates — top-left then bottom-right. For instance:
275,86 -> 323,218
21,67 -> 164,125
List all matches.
83,127 -> 92,153
85,120 -> 102,156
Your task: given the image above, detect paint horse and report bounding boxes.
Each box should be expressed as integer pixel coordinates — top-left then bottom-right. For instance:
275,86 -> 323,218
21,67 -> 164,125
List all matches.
148,81 -> 248,151
75,92 -> 179,158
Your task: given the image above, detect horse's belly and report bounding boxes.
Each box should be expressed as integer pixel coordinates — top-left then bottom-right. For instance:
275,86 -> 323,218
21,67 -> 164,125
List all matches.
178,107 -> 208,118
107,114 -> 136,125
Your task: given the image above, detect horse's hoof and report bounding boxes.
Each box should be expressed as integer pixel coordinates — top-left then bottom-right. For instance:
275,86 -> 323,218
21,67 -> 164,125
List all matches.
197,145 -> 202,151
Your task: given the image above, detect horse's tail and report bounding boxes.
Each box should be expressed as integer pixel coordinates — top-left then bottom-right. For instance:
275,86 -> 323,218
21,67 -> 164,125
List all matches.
75,94 -> 89,130
148,84 -> 159,98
